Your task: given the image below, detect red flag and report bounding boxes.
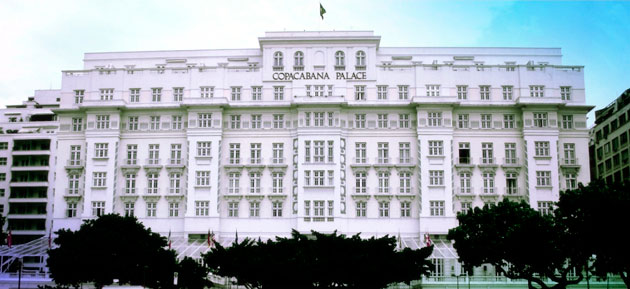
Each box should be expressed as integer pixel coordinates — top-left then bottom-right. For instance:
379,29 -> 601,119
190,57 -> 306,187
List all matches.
7,230 -> 12,248
208,230 -> 215,248
168,230 -> 172,249
425,233 -> 432,247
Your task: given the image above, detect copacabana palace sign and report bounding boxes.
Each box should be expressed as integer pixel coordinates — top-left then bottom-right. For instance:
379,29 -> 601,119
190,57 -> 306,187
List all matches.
272,71 -> 367,81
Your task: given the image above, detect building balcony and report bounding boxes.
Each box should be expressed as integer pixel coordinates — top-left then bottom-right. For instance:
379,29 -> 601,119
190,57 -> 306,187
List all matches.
396,187 -> 412,194
166,158 -> 185,170
12,165 -> 49,171
560,158 -> 580,169
477,157 -> 498,168
480,187 -> 499,198
351,187 -> 370,199
12,150 -> 50,156
373,157 -> 394,167
64,188 -> 83,196
269,187 -> 286,194
224,158 -> 243,168
501,157 -> 521,168
247,187 -> 262,194
144,158 -> 163,170
245,158 -> 265,168
65,159 -> 85,168
267,157 -> 287,168
396,158 -> 415,168
350,157 -> 370,168
223,187 -> 244,199
144,188 -> 160,195
167,187 -> 184,195
9,181 -> 48,187
454,158 -> 475,168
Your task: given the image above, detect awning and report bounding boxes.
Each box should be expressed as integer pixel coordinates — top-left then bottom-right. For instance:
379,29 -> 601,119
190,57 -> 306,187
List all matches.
400,238 -> 458,259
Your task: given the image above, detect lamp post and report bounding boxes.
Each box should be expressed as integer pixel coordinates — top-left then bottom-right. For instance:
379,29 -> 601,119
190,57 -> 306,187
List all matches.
17,257 -> 23,289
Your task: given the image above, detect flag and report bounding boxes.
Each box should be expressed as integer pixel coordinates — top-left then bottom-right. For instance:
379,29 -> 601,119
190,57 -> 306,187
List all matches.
207,230 -> 215,248
320,3 -> 326,19
168,230 -> 172,249
397,232 -> 402,250
7,230 -> 12,248
425,233 -> 432,247
235,229 -> 239,244
48,228 -> 52,249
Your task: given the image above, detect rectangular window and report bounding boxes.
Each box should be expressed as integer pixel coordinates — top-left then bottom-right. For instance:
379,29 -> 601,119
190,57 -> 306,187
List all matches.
74,90 -> 84,104
563,143 -> 576,164
150,116 -> 161,130
169,202 -> 180,217
94,143 -> 108,158
127,116 -> 138,131
328,112 -> 334,127
502,86 -> 513,100
505,143 -> 517,164
538,201 -> 553,216
0,143 -> 7,150
198,113 -> 212,128
355,85 -> 366,100
148,144 -> 160,164
356,201 -> 366,217
250,201 -> 260,217
231,87 -> 241,101
457,85 -> 467,100
314,112 -> 325,127
530,85 -> 545,97
377,85 -> 388,100
229,143 -> 240,164
399,142 -> 411,163
200,86 -> 214,98
378,142 -> 389,164
66,203 -> 77,218
126,144 -> 137,165
228,202 -> 239,217
274,86 -> 284,100
172,115 -> 183,130
378,171 -> 390,193
251,114 -> 262,129
355,142 -> 366,163
273,114 -> 284,128
482,143 -> 494,164
272,172 -> 284,193
503,114 -> 515,129
92,201 -> 105,217
147,173 -> 159,194
428,141 -> 443,156
458,114 -> 469,129
565,173 -> 577,190
533,112 -> 548,128
0,158 -> 6,166
70,145 -> 82,165
460,202 -> 472,214
96,115 -> 110,129
377,114 -> 388,128
399,172 -> 411,193
314,170 -> 325,186
250,143 -> 261,164
355,114 -> 366,128
196,171 -> 211,187
535,141 -> 550,157
355,172 -> 367,193
481,114 -> 492,129
130,88 -> 140,102
100,88 -> 114,100
480,85 -> 491,100
379,202 -> 390,218
251,86 -> 262,101
459,172 -> 471,194
562,115 -> 573,129
272,143 -> 284,164
272,202 -> 283,217
428,112 -> 442,127
399,85 -> 410,99
249,172 -> 261,193
401,202 -> 411,218
313,141 -> 325,163
327,141 -> 334,163
68,174 -> 80,194
314,85 -> 325,97
536,171 -> 552,186
482,172 -> 495,194
173,87 -> 184,102
72,117 -> 83,132
93,172 -> 107,187
561,86 -> 572,101
146,202 -> 157,217
426,85 -> 439,97
430,201 -> 445,216
429,170 -> 444,186
169,172 -> 182,194
152,88 -> 162,102
228,172 -> 241,193
195,201 -> 210,216
399,114 -> 410,128
230,115 -> 241,129
197,141 -> 212,157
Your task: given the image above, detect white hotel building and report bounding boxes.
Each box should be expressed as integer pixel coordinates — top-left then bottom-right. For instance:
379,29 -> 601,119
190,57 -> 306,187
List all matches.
50,31 -> 591,272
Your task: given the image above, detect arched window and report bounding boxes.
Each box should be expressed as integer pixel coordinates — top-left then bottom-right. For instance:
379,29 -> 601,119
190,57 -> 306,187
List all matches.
335,51 -> 345,67
294,51 -> 304,67
356,50 -> 366,66
273,51 -> 283,67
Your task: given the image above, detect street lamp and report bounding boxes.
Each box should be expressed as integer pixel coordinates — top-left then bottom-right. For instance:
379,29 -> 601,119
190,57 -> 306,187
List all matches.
17,257 -> 23,289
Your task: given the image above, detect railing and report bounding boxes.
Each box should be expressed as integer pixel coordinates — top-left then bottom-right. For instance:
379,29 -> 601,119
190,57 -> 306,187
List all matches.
353,157 -> 368,164
65,188 -> 83,195
144,188 -> 160,194
123,188 -> 137,195
227,187 -> 242,194
66,159 -> 84,166
455,157 -> 472,165
375,157 -> 390,164
248,158 -> 262,165
376,187 -> 391,194
123,158 -> 138,165
397,187 -> 412,194
271,187 -> 285,194
146,158 -> 161,165
227,158 -> 242,165
168,158 -> 184,165
269,157 -> 285,164
168,187 -> 183,194
398,158 -> 413,165
561,158 -> 579,165
479,157 -> 496,165
482,187 -> 498,194
505,187 -> 519,195
353,186 -> 368,194
456,187 -> 472,194
503,157 -> 520,165
249,187 -> 261,194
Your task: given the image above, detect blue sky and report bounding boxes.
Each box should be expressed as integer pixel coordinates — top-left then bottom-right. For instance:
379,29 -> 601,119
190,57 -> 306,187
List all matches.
1,0 -> 628,126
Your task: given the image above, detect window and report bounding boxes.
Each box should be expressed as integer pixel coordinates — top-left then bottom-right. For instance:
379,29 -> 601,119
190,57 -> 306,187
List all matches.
123,202 -> 135,217
377,85 -> 388,100
399,85 -> 410,99
313,170 -> 325,186
566,173 -> 577,190
124,173 -> 136,194
169,173 -> 181,194
459,142 -> 471,164
399,142 -> 411,163
0,143 -> 6,150
314,112 -> 325,127
426,85 -> 439,97
458,114 -> 469,129
96,115 -> 110,129
535,141 -> 550,157
231,87 -> 241,101
198,113 -> 212,128
150,116 -> 161,130
229,143 -> 240,164
355,85 -> 366,100
563,143 -> 576,164
355,114 -> 366,128
230,115 -> 241,129
538,201 -> 553,216
313,141 -> 325,163
536,171 -> 552,186
272,202 -> 283,217
430,201 -> 445,216
272,143 -> 284,163
379,202 -> 390,218
378,142 -> 389,163
328,112 -> 334,127
401,202 -> 411,218
429,170 -> 444,186
72,117 -> 83,131
127,116 -> 138,131
148,144 -> 160,164
169,202 -> 179,217
127,88 -> 140,102
274,86 -> 284,100
335,51 -> 345,67
126,144 -> 137,164
147,173 -> 159,194
172,115 -> 183,130
533,112 -> 548,128
398,114 -> 410,128
304,141 -> 311,163
66,203 -> 77,218
273,114 -> 284,128
196,171 -> 211,187
400,172 -> 411,193
68,174 -> 80,194
94,143 -> 108,158
92,201 -> 105,217
151,88 -> 162,102
428,112 -> 442,127
355,172 -> 367,193
249,172 -> 261,193
197,141 -> 212,157
272,172 -> 284,193
459,172 -> 471,194
562,115 -> 573,129
273,51 -> 283,68
327,85 -> 333,97
304,171 -> 311,186
505,143 -> 517,164
146,202 -> 157,217
460,202 -> 472,214
196,201 -> 210,216
530,85 -> 545,97
314,85 -> 325,97
228,202 -> 239,217
457,85 -> 467,100
503,114 -> 515,129
327,141 -> 334,163
0,158 -> 6,166
294,51 -> 304,67
200,86 -> 214,98
378,171 -> 390,193
502,86 -> 513,100
228,172 -> 240,193
250,201 -> 260,217
250,143 -> 261,164
251,114 -> 262,129
355,142 -> 367,163
304,112 -> 311,127
561,86 -> 572,100
172,87 -> 184,102
356,201 -> 367,217
251,86 -> 262,100
356,50 -> 366,66
506,173 -> 518,194
0,174 -> 5,181
480,85 -> 491,100
93,172 -> 108,188
377,114 -> 388,128
428,141 -> 443,156
100,88 -> 114,100
482,172 -> 495,194
481,114 -> 492,129
74,90 -> 84,104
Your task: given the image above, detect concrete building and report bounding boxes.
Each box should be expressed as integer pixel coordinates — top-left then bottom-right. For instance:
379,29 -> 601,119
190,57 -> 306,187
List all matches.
590,88 -> 630,183
47,31 -> 592,275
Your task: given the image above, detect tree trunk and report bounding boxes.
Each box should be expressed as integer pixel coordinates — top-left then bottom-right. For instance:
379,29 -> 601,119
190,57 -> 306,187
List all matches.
620,271 -> 629,289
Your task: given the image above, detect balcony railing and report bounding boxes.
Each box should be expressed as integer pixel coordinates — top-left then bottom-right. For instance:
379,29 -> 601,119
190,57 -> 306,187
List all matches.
479,157 -> 496,165
269,157 -> 285,165
504,187 -> 519,195
376,187 -> 391,194
144,188 -> 160,194
168,187 -> 183,194
455,157 -> 473,166
561,158 -> 579,165
249,187 -> 261,194
227,187 -> 242,194
65,188 -> 83,195
375,157 -> 390,164
227,158 -> 242,165
456,187 -> 473,194
397,187 -> 412,194
353,186 -> 368,194
123,158 -> 138,166
66,160 -> 84,167
502,157 -> 520,166
146,158 -> 161,166
271,187 -> 285,194
481,187 -> 498,194
124,188 -> 137,195
248,158 -> 263,165
168,158 -> 184,165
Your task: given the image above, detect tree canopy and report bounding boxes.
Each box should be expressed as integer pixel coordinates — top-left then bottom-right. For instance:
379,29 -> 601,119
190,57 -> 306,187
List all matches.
203,230 -> 433,289
47,214 -> 177,289
447,199 -> 586,289
555,180 -> 630,288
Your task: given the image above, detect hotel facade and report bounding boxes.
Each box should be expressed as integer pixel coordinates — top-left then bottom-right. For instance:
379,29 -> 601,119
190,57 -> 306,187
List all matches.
47,31 -> 591,274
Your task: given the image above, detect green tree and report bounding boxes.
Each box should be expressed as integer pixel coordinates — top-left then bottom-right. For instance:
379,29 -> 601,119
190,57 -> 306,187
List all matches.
447,200 -> 586,289
47,214 -> 177,289
555,180 -> 630,288
203,230 -> 433,289
176,257 -> 212,289
0,216 -> 6,246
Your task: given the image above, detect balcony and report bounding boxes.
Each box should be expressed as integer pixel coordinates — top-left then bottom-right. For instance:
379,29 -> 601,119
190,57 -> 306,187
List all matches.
396,158 -> 415,168
478,157 -> 497,168
480,187 -> 499,199
454,157 -> 474,168
455,187 -> 474,197
350,157 -> 370,168
144,158 -> 163,170
267,157 -> 287,168
501,157 -> 521,168
270,187 -> 286,194
223,187 -> 244,199
65,159 -> 84,168
373,157 -> 394,167
64,188 -> 83,197
224,158 -> 243,168
397,187 -> 412,194
166,187 -> 185,200
351,187 -> 370,199
504,187 -> 524,200
248,187 -> 262,194
245,158 -> 265,169
560,158 -> 580,169
166,158 -> 185,170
